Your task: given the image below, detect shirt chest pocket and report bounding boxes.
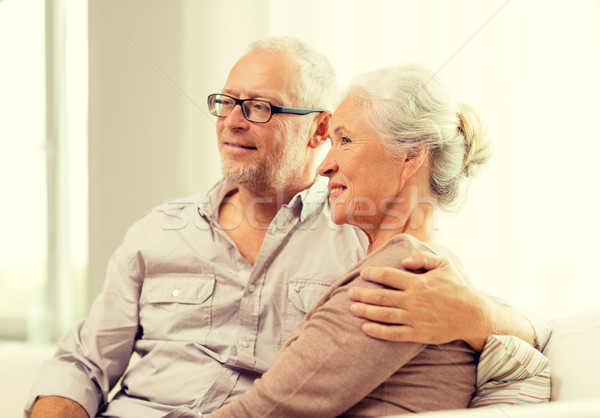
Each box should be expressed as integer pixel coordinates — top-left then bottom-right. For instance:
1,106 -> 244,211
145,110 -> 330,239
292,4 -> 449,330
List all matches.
283,279 -> 330,342
139,274 -> 215,342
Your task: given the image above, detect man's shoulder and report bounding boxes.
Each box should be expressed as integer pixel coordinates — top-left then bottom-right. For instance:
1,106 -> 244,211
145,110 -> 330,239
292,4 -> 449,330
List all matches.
114,192 -> 213,260
119,193 -> 209,245
151,194 -> 203,216
135,179 -> 230,227
139,194 -> 204,222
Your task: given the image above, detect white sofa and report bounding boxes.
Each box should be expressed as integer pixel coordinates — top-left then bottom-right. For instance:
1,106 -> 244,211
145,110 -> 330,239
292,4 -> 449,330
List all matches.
415,308 -> 600,417
4,309 -> 600,417
0,344 -> 56,418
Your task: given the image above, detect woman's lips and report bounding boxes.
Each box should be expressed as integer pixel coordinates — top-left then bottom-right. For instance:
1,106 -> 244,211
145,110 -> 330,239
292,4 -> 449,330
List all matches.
329,183 -> 347,199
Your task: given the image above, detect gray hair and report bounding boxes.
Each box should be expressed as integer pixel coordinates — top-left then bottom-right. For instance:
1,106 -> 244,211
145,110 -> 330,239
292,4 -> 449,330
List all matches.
346,64 -> 491,209
248,36 -> 337,110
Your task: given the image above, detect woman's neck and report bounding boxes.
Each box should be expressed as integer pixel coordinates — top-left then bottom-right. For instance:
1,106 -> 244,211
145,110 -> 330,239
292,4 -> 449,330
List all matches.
364,190 -> 438,254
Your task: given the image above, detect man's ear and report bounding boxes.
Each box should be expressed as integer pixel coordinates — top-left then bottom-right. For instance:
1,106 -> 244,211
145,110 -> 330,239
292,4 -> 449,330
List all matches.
401,146 -> 429,181
308,111 -> 332,149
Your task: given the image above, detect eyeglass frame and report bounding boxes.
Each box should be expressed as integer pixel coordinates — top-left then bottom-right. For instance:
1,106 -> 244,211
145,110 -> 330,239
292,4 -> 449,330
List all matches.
207,93 -> 324,123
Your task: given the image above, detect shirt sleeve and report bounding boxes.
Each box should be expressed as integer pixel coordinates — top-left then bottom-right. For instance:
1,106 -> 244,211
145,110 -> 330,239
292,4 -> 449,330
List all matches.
25,224 -> 146,418
207,276 -> 426,418
519,309 -> 552,352
486,294 -> 552,352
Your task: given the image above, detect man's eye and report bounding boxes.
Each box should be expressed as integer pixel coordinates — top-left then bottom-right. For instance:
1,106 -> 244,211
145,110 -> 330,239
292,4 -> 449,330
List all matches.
252,102 -> 268,111
341,137 -> 352,144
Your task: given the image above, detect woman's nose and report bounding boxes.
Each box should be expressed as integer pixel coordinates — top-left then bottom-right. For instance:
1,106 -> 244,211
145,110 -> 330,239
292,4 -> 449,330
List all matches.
317,151 -> 339,177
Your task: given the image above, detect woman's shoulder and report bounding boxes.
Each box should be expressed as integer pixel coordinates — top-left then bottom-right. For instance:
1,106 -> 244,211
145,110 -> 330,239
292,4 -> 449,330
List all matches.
309,235 -> 425,306
362,234 -> 433,270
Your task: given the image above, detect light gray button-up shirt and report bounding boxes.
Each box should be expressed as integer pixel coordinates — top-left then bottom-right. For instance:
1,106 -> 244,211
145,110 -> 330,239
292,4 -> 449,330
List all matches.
27,177 -> 367,417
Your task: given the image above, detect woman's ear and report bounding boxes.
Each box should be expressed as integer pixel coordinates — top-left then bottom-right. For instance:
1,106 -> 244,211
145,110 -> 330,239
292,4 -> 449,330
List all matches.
401,146 -> 429,181
308,111 -> 332,149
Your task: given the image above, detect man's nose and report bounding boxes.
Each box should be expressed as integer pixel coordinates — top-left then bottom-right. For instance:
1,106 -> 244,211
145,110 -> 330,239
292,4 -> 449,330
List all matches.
224,104 -> 249,129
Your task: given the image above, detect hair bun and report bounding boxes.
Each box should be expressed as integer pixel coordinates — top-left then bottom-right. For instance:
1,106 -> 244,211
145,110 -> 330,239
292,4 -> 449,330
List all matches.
457,102 -> 490,178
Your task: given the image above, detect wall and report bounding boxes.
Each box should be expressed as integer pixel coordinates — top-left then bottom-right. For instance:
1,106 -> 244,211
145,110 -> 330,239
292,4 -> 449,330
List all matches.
88,0 -> 270,302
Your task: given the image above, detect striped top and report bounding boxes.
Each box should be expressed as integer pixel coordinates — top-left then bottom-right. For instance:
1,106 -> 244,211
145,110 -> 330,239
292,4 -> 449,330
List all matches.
469,334 -> 551,407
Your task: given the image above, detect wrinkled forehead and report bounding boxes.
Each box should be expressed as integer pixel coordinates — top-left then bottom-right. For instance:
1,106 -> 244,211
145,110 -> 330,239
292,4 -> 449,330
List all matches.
330,94 -> 377,139
332,94 -> 365,124
223,50 -> 300,106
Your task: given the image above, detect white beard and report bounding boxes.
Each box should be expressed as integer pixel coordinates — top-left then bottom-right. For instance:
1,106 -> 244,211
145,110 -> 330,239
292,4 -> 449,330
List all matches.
222,129 -> 308,194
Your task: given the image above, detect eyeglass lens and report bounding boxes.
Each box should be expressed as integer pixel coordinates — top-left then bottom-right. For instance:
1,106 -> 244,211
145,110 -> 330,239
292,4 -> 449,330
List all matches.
210,95 -> 272,123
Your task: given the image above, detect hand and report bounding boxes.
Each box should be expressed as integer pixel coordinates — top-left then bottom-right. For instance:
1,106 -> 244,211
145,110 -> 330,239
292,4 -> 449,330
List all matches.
30,396 -> 89,418
348,251 -> 490,351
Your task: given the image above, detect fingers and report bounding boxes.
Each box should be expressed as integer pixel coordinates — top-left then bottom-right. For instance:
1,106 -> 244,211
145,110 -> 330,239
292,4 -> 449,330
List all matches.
360,266 -> 414,290
348,286 -> 405,308
401,251 -> 446,271
361,323 -> 435,344
350,302 -> 406,324
361,323 -> 410,342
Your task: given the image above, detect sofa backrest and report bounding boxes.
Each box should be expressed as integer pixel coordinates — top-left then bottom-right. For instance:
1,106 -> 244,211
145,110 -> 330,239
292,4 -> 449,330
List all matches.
543,308 -> 600,401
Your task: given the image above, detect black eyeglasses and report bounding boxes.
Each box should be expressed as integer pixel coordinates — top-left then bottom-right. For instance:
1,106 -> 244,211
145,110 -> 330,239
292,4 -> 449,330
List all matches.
207,93 -> 323,123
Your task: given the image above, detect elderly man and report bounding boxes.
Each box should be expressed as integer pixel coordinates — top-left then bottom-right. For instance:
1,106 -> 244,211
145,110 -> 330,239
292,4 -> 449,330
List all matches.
28,37 -> 543,418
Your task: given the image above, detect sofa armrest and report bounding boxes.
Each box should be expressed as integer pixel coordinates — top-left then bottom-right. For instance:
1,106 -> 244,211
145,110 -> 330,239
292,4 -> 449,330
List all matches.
543,308 -> 600,401
0,344 -> 55,418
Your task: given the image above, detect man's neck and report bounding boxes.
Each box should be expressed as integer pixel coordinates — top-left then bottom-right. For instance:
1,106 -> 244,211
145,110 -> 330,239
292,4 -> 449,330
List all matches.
236,183 -> 304,227
217,179 -> 314,266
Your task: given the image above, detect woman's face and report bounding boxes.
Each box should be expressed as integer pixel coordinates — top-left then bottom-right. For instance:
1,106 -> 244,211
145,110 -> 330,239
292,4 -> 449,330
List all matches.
317,96 -> 408,230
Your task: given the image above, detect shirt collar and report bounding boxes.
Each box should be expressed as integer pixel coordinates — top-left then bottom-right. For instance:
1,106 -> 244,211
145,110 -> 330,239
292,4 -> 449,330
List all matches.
197,176 -> 330,224
197,179 -> 238,221
288,175 -> 329,223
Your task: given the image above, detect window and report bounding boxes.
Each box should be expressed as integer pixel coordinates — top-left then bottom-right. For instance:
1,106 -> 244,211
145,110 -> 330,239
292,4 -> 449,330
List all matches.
0,0 -> 48,342
0,0 -> 88,343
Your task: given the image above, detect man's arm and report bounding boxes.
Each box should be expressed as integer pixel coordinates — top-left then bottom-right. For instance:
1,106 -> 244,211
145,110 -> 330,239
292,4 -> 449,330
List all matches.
30,396 -> 88,418
348,252 -> 537,352
25,223 -> 145,417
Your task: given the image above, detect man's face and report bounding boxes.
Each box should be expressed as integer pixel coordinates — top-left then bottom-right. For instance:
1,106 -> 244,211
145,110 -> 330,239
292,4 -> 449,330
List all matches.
216,51 -> 310,193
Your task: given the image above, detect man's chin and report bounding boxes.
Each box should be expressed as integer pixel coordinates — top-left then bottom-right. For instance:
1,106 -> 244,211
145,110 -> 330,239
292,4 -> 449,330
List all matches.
222,165 -> 265,188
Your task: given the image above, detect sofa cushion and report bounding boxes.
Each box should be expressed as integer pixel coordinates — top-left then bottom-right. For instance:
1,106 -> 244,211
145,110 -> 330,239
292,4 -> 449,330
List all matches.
543,308 -> 600,401
469,334 -> 551,407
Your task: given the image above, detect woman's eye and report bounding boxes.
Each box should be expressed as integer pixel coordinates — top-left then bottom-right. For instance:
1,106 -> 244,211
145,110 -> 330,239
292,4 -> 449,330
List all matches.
341,137 -> 351,144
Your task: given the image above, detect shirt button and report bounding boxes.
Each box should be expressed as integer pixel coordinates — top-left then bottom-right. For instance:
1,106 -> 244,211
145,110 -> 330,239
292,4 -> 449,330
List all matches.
248,284 -> 256,292
294,284 -> 302,292
172,289 -> 180,297
225,369 -> 233,376
241,339 -> 249,348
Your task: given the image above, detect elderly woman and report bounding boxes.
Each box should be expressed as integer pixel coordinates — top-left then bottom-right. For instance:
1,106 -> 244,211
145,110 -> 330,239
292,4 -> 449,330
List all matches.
205,64 -> 490,417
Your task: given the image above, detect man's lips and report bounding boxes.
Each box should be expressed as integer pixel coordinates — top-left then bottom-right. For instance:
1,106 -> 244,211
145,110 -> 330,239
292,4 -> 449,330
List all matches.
224,142 -> 257,150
